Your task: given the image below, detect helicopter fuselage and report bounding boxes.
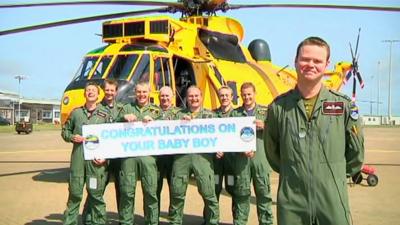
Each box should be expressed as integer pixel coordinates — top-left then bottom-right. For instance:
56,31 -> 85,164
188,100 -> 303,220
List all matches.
60,15 -> 347,124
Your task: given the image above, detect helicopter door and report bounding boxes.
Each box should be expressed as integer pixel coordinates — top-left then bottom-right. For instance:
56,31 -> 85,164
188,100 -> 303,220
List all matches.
173,57 -> 195,108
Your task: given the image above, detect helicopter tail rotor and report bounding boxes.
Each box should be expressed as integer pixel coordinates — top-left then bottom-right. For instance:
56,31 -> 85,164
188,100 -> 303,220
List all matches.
347,28 -> 364,102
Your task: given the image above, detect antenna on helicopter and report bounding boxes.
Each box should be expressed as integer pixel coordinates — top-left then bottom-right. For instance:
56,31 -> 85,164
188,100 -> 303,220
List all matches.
344,28 -> 364,102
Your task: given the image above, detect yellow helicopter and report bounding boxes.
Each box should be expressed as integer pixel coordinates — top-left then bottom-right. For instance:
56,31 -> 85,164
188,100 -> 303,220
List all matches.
1,0 -> 399,124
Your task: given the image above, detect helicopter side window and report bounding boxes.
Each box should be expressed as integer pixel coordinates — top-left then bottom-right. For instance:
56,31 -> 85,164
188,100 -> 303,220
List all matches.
132,54 -> 150,83
92,55 -> 112,79
108,54 -> 139,80
72,56 -> 99,81
162,58 -> 172,87
153,57 -> 164,90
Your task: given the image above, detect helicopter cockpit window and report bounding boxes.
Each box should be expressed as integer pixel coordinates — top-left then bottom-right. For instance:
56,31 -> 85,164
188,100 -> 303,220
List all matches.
91,55 -> 112,79
108,54 -> 139,80
72,56 -> 99,81
199,29 -> 246,63
132,54 -> 150,83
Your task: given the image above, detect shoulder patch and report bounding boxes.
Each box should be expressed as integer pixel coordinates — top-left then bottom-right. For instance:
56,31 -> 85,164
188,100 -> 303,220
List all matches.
350,103 -> 359,120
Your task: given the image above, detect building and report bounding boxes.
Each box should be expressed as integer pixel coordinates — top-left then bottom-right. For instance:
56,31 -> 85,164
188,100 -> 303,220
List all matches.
0,89 -> 60,125
362,115 -> 400,126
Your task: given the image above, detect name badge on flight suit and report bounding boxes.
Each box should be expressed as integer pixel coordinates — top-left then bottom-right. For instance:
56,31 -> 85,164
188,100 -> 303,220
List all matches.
322,101 -> 344,115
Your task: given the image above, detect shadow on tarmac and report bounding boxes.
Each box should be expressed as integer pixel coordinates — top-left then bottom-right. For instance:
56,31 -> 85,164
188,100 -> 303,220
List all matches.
0,166 -> 69,182
24,212 -> 232,225
32,167 -> 69,183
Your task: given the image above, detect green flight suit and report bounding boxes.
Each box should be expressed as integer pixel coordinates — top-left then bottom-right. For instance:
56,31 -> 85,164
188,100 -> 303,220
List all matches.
235,104 -> 273,225
209,107 -> 252,225
119,102 -> 161,225
83,100 -> 124,225
212,107 -> 235,199
169,108 -> 220,225
264,86 -> 364,225
61,105 -> 110,225
156,106 -> 181,217
103,101 -> 124,210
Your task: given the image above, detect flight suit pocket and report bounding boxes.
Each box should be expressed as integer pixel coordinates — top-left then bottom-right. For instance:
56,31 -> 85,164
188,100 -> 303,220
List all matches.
142,175 -> 157,193
69,175 -> 84,198
119,171 -> 136,193
171,175 -> 188,195
197,174 -> 214,198
255,174 -> 271,193
285,118 -> 305,161
233,175 -> 251,197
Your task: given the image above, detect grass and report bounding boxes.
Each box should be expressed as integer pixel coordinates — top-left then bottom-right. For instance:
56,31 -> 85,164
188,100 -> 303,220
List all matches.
0,123 -> 61,133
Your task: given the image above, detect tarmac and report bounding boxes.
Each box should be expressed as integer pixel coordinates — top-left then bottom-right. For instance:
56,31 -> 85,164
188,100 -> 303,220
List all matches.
0,127 -> 399,225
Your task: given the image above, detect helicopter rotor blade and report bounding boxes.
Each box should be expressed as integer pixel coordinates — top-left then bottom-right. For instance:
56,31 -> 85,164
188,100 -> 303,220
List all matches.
227,3 -> 400,12
351,71 -> 357,101
354,28 -> 361,58
0,0 -> 182,8
0,7 -> 169,36
356,71 -> 365,89
342,69 -> 353,85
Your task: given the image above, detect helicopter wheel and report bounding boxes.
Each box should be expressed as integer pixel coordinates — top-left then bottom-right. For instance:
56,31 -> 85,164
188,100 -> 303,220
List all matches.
367,174 -> 378,187
352,172 -> 363,184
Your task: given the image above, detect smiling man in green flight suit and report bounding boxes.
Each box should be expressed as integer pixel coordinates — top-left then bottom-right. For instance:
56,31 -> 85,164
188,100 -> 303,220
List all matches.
168,85 -> 220,225
235,82 -> 273,225
213,85 -> 255,225
118,81 -> 161,225
62,82 -> 111,225
156,85 -> 181,221
264,36 -> 364,225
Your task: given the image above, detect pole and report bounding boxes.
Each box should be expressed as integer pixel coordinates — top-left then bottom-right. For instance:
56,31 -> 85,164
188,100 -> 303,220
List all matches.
382,40 -> 400,123
377,61 -> 380,116
14,75 -> 27,122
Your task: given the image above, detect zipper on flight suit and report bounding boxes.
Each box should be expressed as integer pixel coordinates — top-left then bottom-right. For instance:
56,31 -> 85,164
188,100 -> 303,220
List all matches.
306,120 -> 317,224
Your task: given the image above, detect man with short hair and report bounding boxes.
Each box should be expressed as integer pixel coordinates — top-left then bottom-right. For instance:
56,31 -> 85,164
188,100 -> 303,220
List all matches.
156,86 -> 180,219
169,86 -> 220,225
83,79 -> 123,225
213,86 -> 236,201
101,79 -> 123,209
212,85 -> 256,225
62,82 -> 110,225
264,36 -> 364,225
235,82 -> 273,225
118,81 -> 161,225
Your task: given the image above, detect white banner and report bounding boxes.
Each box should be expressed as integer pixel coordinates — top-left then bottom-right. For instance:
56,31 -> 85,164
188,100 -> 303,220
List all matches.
82,116 -> 256,160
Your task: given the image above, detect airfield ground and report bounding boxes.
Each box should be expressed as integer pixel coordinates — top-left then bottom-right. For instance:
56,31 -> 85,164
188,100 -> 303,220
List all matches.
0,127 -> 399,225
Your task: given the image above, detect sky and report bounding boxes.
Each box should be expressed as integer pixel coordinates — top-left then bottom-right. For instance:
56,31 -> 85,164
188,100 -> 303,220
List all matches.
0,0 -> 399,116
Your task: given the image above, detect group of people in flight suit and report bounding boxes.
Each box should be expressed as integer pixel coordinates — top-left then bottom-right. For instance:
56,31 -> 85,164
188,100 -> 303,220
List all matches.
61,36 -> 365,225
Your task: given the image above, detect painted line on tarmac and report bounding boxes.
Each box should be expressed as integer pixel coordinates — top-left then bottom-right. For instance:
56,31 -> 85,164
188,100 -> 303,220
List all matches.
367,149 -> 400,153
2,149 -> 397,155
0,149 -> 70,154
